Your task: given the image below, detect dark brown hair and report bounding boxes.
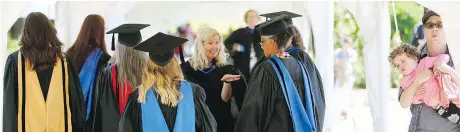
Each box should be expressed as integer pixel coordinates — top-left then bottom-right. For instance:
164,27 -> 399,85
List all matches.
288,26 -> 306,50
388,44 -> 420,67
265,30 -> 294,50
66,14 -> 109,72
19,12 -> 63,71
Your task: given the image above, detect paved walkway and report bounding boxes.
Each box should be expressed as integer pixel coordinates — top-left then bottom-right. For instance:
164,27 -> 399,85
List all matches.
330,88 -> 411,132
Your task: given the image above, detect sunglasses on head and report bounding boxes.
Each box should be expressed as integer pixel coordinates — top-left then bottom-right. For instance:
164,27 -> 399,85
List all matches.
424,22 -> 443,29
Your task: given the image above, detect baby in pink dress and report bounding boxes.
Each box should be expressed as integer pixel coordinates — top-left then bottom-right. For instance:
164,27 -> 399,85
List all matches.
390,45 -> 459,109
399,54 -> 456,108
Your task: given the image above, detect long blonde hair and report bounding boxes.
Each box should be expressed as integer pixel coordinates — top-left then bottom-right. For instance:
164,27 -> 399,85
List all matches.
138,58 -> 184,107
191,27 -> 229,70
115,42 -> 148,88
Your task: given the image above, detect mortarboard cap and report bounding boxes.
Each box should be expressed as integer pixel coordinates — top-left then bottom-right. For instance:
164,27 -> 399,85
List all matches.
260,11 -> 302,25
133,32 -> 188,66
106,24 -> 150,50
256,14 -> 289,36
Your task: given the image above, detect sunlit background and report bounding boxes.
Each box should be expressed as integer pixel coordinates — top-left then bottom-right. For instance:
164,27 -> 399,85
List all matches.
2,1 -> 457,132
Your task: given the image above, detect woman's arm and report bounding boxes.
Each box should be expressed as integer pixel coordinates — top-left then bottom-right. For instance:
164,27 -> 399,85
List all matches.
400,68 -> 433,108
221,82 -> 232,102
220,74 -> 241,102
400,81 -> 422,108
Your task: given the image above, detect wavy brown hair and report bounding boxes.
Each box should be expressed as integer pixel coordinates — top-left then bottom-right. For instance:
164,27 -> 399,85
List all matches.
19,12 -> 63,71
288,26 -> 306,50
388,44 -> 421,67
66,14 -> 109,72
138,58 -> 184,107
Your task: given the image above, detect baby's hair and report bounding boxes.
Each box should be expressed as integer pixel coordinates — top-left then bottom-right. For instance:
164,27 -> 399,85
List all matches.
388,44 -> 421,67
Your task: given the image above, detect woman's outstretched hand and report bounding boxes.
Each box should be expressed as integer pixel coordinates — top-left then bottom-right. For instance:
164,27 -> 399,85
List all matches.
221,74 -> 241,83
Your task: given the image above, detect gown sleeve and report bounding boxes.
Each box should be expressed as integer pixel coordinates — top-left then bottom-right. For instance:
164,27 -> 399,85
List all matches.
234,63 -> 280,132
86,54 -> 111,132
118,91 -> 142,132
66,56 -> 86,132
3,52 -> 19,132
293,51 -> 326,132
229,66 -> 248,110
224,29 -> 240,57
191,83 -> 217,132
91,68 -> 121,132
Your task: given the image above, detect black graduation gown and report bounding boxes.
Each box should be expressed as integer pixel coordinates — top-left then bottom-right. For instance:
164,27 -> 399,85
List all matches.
82,54 -> 110,132
235,57 -> 307,132
288,50 -> 325,132
118,84 -> 217,132
224,27 -> 264,79
249,50 -> 326,132
91,65 -> 135,132
180,61 -> 247,132
3,51 -> 86,132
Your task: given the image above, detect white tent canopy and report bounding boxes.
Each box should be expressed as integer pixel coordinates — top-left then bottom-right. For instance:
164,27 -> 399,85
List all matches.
3,1 -> 458,132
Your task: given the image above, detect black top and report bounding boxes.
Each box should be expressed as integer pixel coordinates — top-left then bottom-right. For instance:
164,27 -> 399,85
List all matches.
235,57 -> 307,132
181,61 -> 248,132
3,51 -> 86,132
224,27 -> 264,79
118,84 -> 217,132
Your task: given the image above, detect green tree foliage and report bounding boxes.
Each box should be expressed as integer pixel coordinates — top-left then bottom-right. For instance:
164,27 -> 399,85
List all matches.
334,2 -> 422,89
389,2 -> 423,88
7,33 -> 20,54
334,3 -> 366,89
390,1 -> 424,44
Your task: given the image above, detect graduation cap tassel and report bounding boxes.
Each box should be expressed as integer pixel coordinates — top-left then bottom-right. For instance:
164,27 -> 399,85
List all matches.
111,34 -> 116,51
179,45 -> 185,63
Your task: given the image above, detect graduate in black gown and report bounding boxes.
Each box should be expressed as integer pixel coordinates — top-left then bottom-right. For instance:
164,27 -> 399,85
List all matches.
224,10 -> 264,79
90,24 -> 150,132
235,14 -> 317,132
3,12 -> 85,132
65,14 -> 111,132
260,11 -> 326,132
180,27 -> 247,132
119,32 -> 217,132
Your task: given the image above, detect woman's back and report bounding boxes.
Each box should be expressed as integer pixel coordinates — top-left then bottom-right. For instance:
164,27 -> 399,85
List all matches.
119,82 -> 217,132
237,57 -> 308,132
